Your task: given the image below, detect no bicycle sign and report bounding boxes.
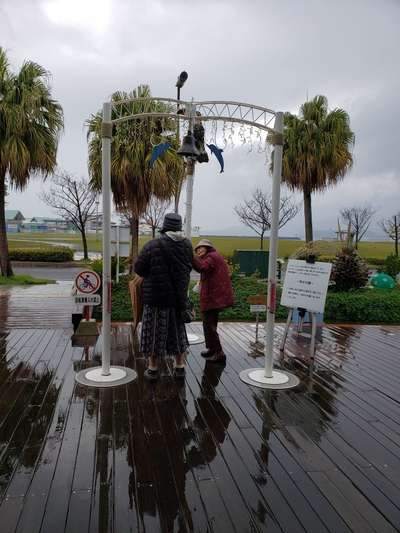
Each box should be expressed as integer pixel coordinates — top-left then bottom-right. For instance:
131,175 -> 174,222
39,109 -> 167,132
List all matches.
74,270 -> 101,295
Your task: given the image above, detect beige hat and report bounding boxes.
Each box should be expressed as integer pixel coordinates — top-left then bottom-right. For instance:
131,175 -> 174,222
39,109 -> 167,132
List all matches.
194,238 -> 214,251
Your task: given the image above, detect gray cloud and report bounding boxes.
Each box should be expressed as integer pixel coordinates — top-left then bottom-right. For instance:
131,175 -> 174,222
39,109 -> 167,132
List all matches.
3,0 -> 399,237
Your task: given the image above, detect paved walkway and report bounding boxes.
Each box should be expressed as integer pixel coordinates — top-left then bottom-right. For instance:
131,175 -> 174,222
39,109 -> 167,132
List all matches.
0,281 -> 76,329
0,323 -> 399,532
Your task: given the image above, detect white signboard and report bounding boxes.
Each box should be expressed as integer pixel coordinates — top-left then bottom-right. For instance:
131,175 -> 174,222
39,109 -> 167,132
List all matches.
74,294 -> 101,306
250,304 -> 267,313
281,260 -> 332,313
111,225 -> 130,257
74,270 -> 101,294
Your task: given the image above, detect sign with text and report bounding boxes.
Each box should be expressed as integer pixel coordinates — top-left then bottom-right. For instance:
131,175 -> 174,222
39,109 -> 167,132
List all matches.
74,294 -> 101,306
111,225 -> 130,257
250,304 -> 267,313
281,260 -> 332,313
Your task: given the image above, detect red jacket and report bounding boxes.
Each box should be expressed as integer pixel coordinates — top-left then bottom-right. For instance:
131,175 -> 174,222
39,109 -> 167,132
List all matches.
193,248 -> 234,312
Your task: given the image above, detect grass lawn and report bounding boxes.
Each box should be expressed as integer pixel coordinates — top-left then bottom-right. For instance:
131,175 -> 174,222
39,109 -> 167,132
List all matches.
0,274 -> 55,286
7,232 -> 395,260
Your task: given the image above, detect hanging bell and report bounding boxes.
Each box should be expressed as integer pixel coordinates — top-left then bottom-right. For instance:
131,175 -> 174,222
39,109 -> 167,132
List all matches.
177,131 -> 200,158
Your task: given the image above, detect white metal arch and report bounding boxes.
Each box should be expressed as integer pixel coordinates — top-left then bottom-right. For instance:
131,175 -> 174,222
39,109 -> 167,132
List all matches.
111,97 -> 278,134
75,95 -> 299,392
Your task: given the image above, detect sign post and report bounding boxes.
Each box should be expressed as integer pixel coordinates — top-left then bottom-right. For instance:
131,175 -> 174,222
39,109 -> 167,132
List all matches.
247,295 -> 266,355
111,224 -> 130,283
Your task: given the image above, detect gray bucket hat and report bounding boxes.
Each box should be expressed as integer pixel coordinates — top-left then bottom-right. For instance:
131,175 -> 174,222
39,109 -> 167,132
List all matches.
194,238 -> 214,251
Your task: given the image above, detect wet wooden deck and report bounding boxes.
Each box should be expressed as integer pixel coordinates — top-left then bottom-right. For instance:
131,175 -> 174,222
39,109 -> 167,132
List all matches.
0,322 -> 399,532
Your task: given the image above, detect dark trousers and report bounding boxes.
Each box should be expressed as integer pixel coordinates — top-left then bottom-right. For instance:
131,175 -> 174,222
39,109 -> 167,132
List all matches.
203,309 -> 222,352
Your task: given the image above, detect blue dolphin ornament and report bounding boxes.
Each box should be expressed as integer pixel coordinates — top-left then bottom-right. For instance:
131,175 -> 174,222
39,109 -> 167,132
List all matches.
206,144 -> 224,173
149,142 -> 172,168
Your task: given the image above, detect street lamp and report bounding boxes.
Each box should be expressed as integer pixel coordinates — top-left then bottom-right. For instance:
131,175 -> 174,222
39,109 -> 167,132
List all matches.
174,71 -> 188,213
176,70 -> 188,100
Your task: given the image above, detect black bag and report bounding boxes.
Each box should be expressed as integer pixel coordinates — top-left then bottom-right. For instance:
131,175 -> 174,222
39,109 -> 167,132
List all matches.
158,239 -> 195,323
181,297 -> 196,324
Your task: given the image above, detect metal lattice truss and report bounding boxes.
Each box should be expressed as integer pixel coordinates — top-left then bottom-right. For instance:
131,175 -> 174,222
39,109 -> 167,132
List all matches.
111,97 -> 279,135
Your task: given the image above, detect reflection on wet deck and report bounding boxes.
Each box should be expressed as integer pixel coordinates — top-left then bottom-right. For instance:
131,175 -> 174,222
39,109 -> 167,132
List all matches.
0,323 -> 399,532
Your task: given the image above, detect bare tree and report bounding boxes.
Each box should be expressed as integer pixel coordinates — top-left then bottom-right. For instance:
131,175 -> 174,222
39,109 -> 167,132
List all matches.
141,196 -> 171,238
340,206 -> 375,249
380,214 -> 400,257
40,171 -> 97,260
235,188 -> 300,250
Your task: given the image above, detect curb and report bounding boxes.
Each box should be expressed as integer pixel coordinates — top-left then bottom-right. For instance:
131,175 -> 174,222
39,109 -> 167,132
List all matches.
11,261 -> 88,268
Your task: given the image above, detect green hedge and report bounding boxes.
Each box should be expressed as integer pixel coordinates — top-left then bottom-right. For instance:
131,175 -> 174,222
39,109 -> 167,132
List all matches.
324,288 -> 400,323
106,274 -> 400,324
91,257 -> 124,278
9,246 -> 74,262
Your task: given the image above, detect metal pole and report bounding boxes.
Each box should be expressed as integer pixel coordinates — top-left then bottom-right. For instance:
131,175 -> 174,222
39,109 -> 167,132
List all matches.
101,101 -> 112,376
184,102 -> 195,240
280,308 -> 293,352
185,159 -> 195,239
116,224 -> 120,284
310,312 -> 317,359
265,112 -> 284,378
175,86 -> 181,214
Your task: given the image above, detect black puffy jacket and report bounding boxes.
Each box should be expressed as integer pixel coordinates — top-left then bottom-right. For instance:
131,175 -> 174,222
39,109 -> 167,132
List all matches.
134,233 -> 193,309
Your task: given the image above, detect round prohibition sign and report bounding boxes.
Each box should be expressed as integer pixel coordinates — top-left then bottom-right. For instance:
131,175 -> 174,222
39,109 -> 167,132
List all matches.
75,270 -> 101,294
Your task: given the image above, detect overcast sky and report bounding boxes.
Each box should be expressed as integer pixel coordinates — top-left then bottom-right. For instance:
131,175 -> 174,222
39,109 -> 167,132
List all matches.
2,0 -> 399,237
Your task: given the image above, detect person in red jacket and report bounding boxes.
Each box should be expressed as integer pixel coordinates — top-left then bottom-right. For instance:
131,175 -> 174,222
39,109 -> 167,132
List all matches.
193,239 -> 234,363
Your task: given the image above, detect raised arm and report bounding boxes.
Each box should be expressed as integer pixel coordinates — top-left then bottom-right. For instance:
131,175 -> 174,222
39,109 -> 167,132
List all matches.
192,254 -> 215,273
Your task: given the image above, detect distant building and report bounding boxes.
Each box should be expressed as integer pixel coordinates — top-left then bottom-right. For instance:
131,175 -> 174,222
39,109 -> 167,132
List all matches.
5,210 -> 25,233
22,217 -> 75,232
86,214 -> 103,233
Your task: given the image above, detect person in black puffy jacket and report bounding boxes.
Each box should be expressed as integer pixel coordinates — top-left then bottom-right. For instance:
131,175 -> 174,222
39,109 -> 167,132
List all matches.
134,213 -> 193,380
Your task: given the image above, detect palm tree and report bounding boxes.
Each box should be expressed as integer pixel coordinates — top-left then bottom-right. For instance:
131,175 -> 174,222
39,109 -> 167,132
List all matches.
87,85 -> 184,267
281,95 -> 354,242
0,48 -> 64,276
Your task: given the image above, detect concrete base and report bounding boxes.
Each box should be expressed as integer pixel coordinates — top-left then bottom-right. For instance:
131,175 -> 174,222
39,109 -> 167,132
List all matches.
239,367 -> 300,390
75,365 -> 137,388
187,333 -> 204,345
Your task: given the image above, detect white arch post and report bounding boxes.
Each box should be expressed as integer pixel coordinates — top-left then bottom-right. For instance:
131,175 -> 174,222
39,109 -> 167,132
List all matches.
75,101 -> 137,388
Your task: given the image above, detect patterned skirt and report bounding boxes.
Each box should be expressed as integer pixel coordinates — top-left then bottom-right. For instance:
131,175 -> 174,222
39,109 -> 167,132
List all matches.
140,305 -> 189,358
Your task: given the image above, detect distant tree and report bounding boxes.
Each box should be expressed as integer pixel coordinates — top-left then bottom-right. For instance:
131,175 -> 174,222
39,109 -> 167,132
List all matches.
0,48 -> 64,277
141,196 -> 171,238
40,171 -> 97,260
234,188 -> 300,250
380,213 -> 400,256
340,206 -> 375,249
281,95 -> 354,243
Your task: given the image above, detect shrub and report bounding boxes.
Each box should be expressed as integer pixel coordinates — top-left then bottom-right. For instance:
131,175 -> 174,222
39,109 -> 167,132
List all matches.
325,288 -> 400,323
9,247 -> 73,262
364,257 -> 385,266
331,248 -> 369,292
91,257 -> 124,278
383,254 -> 400,278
